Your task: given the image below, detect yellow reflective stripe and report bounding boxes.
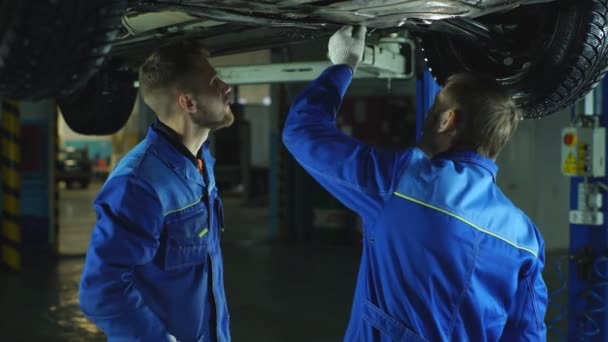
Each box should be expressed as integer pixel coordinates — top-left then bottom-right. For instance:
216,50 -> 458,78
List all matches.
2,221 -> 20,243
2,111 -> 20,132
1,140 -> 21,161
393,192 -> 538,258
2,193 -> 19,214
164,198 -> 202,216
2,245 -> 20,271
198,228 -> 209,238
2,168 -> 20,188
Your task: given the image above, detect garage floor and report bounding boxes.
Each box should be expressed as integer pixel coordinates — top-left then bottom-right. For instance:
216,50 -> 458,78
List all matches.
1,182 -> 568,341
1,182 -> 360,341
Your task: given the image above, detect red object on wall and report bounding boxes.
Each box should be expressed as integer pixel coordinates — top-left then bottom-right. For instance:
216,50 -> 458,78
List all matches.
563,133 -> 575,146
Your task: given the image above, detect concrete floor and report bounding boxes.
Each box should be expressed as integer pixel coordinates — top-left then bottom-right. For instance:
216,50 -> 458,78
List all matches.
1,182 -> 572,341
1,182 -> 360,341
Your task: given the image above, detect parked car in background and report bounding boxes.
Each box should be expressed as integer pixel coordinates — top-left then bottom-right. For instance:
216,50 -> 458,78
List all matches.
2,0 -> 608,135
56,147 -> 93,189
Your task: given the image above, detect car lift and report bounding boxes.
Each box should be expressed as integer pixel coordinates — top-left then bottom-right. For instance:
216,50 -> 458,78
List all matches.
561,79 -> 608,342
214,36 -> 415,84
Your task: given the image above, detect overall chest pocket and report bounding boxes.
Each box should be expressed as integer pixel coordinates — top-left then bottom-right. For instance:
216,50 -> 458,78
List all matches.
162,201 -> 210,271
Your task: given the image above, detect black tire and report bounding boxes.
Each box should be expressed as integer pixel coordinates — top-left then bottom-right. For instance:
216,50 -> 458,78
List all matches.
0,0 -> 126,100
417,0 -> 608,118
58,60 -> 138,135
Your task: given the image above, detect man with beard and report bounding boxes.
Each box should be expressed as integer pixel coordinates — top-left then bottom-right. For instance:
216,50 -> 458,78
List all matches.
79,40 -> 234,342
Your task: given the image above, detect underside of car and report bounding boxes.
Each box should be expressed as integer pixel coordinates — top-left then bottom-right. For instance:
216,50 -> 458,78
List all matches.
112,0 -> 556,63
1,0 -> 607,134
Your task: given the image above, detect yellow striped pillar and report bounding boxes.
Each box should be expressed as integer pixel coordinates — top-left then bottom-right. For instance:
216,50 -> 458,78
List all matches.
1,100 -> 21,271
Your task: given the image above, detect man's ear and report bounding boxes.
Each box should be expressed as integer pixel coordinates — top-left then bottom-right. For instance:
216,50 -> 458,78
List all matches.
177,93 -> 197,113
436,109 -> 457,134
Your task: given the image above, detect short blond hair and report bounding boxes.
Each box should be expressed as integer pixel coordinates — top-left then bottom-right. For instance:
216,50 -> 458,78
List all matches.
442,73 -> 522,159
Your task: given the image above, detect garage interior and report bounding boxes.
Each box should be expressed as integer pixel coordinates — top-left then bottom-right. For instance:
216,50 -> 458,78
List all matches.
1,2 -> 608,341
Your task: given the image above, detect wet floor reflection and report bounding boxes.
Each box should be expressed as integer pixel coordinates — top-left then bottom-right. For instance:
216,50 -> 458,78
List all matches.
1,181 -> 359,341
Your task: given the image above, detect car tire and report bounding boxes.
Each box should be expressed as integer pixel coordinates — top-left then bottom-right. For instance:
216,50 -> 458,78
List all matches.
58,60 -> 138,135
417,0 -> 608,118
0,0 -> 126,100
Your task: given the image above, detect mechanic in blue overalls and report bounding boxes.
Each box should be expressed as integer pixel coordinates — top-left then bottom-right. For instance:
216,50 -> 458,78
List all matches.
283,26 -> 548,341
79,40 -> 233,342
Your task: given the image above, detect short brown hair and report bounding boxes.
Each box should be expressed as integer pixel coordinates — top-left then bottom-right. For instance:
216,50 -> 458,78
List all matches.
442,73 -> 521,159
138,40 -> 209,99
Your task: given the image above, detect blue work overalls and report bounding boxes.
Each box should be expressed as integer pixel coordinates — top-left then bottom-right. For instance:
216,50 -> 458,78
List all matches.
282,65 -> 548,341
80,121 -> 230,342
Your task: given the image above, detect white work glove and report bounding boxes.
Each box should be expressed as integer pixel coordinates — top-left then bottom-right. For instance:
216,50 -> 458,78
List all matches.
328,25 -> 367,72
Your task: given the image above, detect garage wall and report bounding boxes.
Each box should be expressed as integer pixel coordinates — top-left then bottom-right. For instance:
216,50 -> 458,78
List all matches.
496,110 -> 572,251
242,104 -> 272,168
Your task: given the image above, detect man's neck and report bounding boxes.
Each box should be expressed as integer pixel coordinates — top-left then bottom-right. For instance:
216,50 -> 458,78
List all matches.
162,116 -> 210,157
417,137 -> 439,158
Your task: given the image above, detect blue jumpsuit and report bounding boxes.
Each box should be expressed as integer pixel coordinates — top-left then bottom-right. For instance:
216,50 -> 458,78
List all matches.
79,121 -> 230,342
282,65 -> 548,341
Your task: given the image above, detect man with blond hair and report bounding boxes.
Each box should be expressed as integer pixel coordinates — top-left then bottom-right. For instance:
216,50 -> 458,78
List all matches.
283,26 -> 548,341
